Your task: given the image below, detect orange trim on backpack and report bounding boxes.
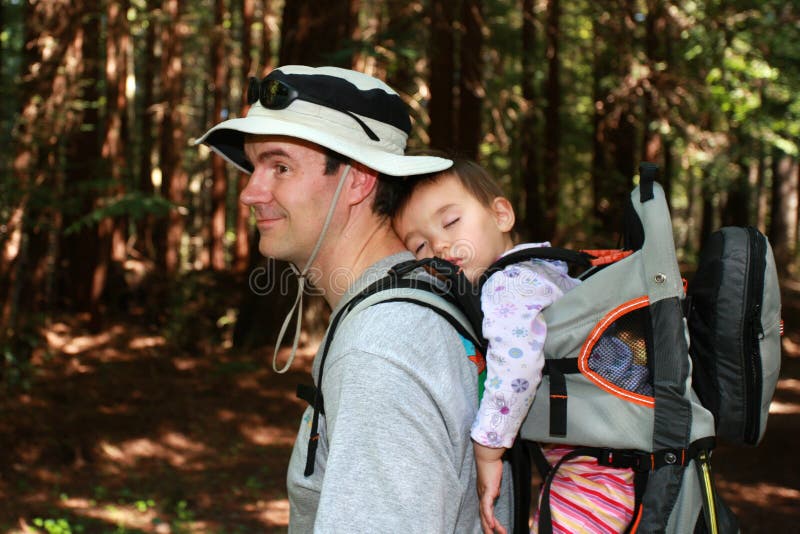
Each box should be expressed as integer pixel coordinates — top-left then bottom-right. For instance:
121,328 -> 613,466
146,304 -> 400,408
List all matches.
580,249 -> 634,266
469,351 -> 486,374
629,504 -> 643,533
577,296 -> 655,408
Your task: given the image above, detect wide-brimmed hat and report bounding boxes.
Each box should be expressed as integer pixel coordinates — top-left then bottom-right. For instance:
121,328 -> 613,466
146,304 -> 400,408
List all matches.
195,65 -> 452,177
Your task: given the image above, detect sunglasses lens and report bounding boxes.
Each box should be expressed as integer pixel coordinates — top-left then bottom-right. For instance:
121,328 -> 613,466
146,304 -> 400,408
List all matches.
260,79 -> 293,108
246,77 -> 260,105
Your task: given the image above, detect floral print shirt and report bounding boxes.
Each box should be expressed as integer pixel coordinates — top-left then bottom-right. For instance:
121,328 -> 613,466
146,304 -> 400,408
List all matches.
471,242 -> 581,449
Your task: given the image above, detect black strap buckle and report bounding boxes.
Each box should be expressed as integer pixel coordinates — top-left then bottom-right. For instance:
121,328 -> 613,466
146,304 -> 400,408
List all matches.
296,383 -> 324,415
597,449 -> 646,471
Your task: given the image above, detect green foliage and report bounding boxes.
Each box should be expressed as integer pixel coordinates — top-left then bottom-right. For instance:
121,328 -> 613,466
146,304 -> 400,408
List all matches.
63,193 -> 174,235
1,313 -> 46,392
24,494 -> 197,533
163,270 -> 242,353
32,517 -> 84,534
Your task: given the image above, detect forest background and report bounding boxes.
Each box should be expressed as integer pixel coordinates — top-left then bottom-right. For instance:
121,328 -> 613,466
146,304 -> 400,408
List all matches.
1,0 -> 799,532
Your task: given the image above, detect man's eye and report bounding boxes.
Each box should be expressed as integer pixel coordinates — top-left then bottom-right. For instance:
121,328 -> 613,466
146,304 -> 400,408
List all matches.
444,217 -> 460,228
276,164 -> 289,174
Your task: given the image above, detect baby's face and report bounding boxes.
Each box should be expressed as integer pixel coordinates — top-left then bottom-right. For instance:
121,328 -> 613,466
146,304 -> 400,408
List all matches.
392,173 -> 514,283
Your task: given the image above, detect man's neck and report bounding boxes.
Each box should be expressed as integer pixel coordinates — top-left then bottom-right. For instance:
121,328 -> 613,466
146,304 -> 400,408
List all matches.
307,221 -> 407,309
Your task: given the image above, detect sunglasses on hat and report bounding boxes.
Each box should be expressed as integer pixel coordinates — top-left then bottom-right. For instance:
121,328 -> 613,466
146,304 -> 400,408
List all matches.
247,76 -> 380,142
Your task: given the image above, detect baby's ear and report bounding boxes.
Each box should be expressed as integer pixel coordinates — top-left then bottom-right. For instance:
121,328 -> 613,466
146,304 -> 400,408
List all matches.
491,197 -> 515,232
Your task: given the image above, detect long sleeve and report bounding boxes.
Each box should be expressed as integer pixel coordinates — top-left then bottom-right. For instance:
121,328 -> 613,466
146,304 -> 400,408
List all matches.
471,254 -> 579,448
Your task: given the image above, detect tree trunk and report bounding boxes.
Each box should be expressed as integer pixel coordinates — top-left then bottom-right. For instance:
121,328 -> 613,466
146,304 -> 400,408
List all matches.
641,0 -> 665,168
590,20 -> 607,238
134,0 -> 159,263
3,1 -> 78,340
768,149 -> 798,276
59,1 -> 107,329
383,1 -> 421,110
521,0 -> 543,241
699,168 -> 715,251
722,150 -> 750,227
278,0 -> 353,67
456,0 -> 483,160
591,5 -> 637,241
210,0 -> 229,271
259,0 -> 274,75
428,0 -> 456,151
662,138 -> 673,209
542,0 -> 560,239
233,0 -> 258,273
103,0 -> 130,285
157,0 -> 187,274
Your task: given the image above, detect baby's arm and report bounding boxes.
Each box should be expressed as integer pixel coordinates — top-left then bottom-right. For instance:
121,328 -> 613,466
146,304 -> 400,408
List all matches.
471,264 -> 560,448
471,263 -> 564,532
474,442 -> 507,534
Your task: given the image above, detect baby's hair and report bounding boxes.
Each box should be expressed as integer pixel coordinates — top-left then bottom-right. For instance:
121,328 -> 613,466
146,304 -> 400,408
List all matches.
385,150 -> 508,218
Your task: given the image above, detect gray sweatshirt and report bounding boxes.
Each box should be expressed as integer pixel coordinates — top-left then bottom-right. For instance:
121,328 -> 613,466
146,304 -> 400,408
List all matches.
286,252 -> 512,533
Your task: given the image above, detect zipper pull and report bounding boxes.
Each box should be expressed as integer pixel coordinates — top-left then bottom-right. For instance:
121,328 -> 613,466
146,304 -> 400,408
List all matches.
752,304 -> 764,340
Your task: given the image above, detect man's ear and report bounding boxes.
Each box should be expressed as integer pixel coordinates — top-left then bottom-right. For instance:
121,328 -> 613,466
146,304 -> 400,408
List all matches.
491,197 -> 516,232
346,162 -> 378,206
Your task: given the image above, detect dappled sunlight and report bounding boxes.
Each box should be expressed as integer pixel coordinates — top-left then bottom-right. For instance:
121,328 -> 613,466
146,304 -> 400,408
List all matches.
770,378 -> 800,414
778,378 -> 800,392
173,357 -> 201,371
245,497 -> 290,527
58,497 -> 160,532
238,416 -> 298,447
769,400 -> 800,415
99,431 -> 212,469
129,335 -> 167,350
61,327 -> 125,356
717,480 -> 800,512
783,336 -> 800,358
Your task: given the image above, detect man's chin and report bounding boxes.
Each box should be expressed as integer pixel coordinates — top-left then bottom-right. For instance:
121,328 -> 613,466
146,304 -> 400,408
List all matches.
257,240 -> 289,263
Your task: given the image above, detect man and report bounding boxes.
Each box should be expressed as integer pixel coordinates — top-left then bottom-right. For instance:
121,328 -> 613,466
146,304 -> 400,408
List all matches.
197,65 -> 512,532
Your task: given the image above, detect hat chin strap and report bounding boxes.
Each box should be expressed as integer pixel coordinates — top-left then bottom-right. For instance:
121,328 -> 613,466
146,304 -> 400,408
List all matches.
272,164 -> 352,374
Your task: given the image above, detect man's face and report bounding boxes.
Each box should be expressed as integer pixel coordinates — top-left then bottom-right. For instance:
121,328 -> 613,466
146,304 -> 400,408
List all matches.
241,136 -> 339,266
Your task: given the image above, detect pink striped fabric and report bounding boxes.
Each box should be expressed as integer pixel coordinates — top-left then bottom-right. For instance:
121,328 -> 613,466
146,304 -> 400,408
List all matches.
531,445 -> 635,533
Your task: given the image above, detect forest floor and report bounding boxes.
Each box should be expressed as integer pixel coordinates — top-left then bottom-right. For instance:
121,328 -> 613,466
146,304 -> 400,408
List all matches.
1,281 -> 799,533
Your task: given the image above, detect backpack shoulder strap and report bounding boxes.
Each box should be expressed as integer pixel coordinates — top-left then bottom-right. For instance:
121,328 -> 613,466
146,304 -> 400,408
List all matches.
343,284 -> 481,349
481,247 -> 594,284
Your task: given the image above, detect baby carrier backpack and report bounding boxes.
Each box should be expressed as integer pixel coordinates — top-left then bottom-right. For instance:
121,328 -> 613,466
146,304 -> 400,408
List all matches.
297,163 -> 782,533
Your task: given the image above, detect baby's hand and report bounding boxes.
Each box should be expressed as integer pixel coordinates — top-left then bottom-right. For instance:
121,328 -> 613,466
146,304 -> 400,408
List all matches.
474,443 -> 507,534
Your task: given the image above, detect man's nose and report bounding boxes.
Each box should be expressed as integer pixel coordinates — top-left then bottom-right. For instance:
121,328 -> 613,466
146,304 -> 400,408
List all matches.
239,169 -> 274,206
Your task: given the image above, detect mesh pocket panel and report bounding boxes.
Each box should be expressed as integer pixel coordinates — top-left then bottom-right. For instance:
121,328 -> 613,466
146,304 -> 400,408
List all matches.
587,307 -> 653,396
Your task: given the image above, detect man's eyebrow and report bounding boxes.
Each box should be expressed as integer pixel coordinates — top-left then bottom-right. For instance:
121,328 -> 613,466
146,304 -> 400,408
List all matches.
255,148 -> 292,160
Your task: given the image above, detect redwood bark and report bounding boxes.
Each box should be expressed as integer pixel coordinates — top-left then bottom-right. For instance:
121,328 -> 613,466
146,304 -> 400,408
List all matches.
428,0 -> 456,150
521,0 -> 543,240
542,0 -> 561,238
157,0 -> 187,274
210,0 -> 229,271
457,0 -> 483,160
